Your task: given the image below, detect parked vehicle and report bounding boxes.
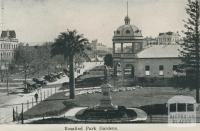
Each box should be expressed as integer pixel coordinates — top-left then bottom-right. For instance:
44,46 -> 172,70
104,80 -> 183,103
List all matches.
23,81 -> 41,93
32,78 -> 47,85
54,72 -> 63,79
44,74 -> 57,82
62,82 -> 68,88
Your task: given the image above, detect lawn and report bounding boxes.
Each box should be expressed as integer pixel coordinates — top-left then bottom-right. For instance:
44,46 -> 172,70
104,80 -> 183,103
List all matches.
23,91 -> 70,119
75,87 -> 195,107
24,86 -> 198,122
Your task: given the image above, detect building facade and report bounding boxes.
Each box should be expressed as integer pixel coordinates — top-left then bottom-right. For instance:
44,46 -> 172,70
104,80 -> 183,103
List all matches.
135,45 -> 182,78
112,16 -> 183,84
91,39 -> 112,56
86,39 -> 112,62
0,30 -> 19,69
112,14 -> 143,81
143,37 -> 158,47
157,31 -> 180,45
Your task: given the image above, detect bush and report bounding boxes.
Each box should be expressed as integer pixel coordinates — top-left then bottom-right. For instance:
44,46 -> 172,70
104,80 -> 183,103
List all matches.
63,100 -> 79,108
140,104 -> 167,115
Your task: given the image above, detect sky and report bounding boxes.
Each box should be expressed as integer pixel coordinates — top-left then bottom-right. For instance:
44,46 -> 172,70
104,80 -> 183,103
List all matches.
1,0 -> 187,47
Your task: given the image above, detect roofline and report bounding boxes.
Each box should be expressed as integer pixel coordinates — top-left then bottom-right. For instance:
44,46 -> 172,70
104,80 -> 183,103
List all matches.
113,56 -> 181,59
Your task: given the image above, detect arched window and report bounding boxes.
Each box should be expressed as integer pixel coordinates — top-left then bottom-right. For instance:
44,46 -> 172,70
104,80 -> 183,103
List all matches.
126,30 -> 130,34
135,30 -> 139,33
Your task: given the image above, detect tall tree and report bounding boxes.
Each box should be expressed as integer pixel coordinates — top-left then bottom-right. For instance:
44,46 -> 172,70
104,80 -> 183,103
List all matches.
179,0 -> 200,103
104,54 -> 113,68
51,29 -> 89,99
103,54 -> 113,83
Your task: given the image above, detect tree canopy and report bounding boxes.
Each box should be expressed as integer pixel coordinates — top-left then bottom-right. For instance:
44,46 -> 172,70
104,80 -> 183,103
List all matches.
179,0 -> 200,102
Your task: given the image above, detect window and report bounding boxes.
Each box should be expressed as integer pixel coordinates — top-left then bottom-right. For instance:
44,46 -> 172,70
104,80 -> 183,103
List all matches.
187,104 -> 194,112
126,30 -> 130,34
159,65 -> 164,76
116,30 -> 120,34
177,103 -> 186,112
135,30 -> 139,33
170,103 -> 176,112
173,65 -> 178,75
145,65 -> 150,76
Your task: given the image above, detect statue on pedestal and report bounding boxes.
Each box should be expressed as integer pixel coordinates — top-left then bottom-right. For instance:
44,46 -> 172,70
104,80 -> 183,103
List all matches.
95,65 -> 117,110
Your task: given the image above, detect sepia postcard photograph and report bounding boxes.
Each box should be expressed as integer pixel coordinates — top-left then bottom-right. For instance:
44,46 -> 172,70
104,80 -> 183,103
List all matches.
0,0 -> 200,131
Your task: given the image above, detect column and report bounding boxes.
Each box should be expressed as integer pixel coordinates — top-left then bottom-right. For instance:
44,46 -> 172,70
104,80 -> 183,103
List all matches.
121,62 -> 124,87
121,43 -> 123,53
113,62 -> 117,77
132,43 -> 134,53
140,42 -> 143,50
113,42 -> 115,54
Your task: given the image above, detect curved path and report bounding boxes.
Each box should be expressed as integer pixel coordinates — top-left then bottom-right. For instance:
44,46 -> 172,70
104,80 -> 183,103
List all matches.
22,106 -> 147,124
128,108 -> 147,122
64,107 -> 147,123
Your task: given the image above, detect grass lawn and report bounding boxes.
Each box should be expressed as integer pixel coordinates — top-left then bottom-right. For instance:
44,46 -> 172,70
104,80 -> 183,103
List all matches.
24,86 -> 198,122
76,87 -> 195,107
23,91 -> 71,119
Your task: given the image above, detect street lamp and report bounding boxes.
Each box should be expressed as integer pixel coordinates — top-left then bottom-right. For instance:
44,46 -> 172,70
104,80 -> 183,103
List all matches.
104,109 -> 108,123
6,62 -> 9,96
24,64 -> 29,89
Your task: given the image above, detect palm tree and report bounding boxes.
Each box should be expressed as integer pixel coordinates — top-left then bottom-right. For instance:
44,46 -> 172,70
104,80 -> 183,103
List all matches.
51,29 -> 89,99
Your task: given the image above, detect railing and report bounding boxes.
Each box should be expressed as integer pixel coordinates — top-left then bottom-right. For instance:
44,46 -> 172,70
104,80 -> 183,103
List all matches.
113,53 -> 136,58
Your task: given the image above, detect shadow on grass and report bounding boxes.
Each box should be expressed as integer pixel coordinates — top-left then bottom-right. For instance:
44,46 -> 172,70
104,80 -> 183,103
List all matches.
23,92 -> 79,120
29,117 -> 73,124
139,103 -> 168,115
60,77 -> 104,90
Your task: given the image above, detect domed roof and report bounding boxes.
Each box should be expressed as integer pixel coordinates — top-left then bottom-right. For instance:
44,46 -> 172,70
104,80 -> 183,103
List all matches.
113,16 -> 143,42
114,24 -> 142,37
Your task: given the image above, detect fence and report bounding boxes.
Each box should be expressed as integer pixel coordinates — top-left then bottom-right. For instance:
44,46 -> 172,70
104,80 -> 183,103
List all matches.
0,86 -> 61,124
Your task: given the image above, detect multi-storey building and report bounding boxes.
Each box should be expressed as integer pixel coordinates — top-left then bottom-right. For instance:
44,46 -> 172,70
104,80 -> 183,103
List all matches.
0,30 -> 19,69
157,31 -> 180,45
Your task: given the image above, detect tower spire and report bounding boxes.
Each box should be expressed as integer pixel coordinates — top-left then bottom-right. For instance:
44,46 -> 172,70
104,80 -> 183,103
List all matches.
1,0 -> 4,31
124,0 -> 130,25
127,1 -> 128,17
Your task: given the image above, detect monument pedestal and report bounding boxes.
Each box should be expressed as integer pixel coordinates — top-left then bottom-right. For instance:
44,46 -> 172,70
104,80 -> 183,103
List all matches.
95,83 -> 117,110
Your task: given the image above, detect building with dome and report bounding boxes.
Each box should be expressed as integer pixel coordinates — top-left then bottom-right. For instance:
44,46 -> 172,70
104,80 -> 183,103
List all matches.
112,14 -> 184,86
113,16 -> 143,54
112,14 -> 143,79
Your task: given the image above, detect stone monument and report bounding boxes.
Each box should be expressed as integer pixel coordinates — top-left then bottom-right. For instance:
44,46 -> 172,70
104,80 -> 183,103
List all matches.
95,65 -> 117,110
